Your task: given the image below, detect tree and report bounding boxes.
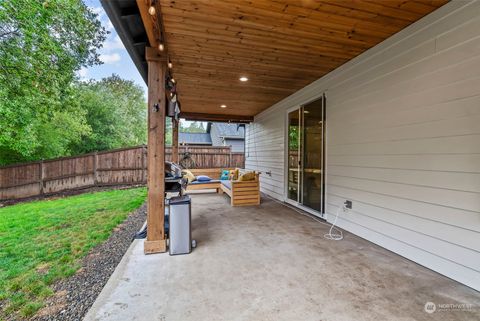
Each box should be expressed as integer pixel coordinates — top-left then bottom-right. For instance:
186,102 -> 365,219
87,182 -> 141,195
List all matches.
0,0 -> 106,165
180,121 -> 207,133
68,75 -> 147,154
165,117 -> 172,146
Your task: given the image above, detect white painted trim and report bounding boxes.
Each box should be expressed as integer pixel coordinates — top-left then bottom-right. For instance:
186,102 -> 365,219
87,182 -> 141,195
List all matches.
284,105 -> 300,203
285,198 -> 324,219
283,102 -> 327,219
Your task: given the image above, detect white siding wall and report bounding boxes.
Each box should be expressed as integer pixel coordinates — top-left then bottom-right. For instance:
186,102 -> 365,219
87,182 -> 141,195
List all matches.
245,0 -> 480,291
245,112 -> 285,200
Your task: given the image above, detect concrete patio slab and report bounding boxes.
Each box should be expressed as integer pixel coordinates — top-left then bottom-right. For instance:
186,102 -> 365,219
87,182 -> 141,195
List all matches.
84,193 -> 480,321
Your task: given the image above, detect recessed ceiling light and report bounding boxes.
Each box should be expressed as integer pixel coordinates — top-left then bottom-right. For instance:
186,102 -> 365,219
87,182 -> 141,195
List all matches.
220,104 -> 227,108
239,76 -> 248,82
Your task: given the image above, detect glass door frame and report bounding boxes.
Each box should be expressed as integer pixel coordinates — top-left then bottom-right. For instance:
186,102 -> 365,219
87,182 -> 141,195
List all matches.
286,106 -> 302,205
284,96 -> 326,219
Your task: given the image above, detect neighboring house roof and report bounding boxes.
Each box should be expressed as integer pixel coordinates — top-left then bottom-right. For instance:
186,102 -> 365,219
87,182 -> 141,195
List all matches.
210,123 -> 245,138
179,122 -> 245,149
179,133 -> 212,145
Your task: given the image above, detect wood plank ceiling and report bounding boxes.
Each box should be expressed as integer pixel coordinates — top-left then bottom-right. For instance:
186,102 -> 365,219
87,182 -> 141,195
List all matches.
158,0 -> 448,118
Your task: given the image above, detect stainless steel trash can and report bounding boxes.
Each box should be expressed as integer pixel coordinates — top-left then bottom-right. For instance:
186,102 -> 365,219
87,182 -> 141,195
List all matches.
168,195 -> 192,255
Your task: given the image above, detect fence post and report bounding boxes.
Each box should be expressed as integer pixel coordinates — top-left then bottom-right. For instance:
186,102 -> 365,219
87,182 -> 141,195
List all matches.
93,152 -> 98,186
229,148 -> 232,168
39,161 -> 45,195
141,145 -> 147,184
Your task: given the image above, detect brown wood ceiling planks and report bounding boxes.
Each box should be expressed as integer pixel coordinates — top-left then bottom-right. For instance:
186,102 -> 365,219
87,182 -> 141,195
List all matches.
158,0 -> 448,118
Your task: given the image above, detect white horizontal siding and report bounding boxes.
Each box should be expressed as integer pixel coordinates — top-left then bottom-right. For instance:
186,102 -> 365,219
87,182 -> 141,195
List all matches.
246,0 -> 480,291
245,112 -> 285,201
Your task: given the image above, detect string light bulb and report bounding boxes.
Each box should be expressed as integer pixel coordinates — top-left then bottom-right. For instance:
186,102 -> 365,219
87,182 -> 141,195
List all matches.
171,78 -> 176,83
168,61 -> 173,68
148,5 -> 156,15
158,43 -> 164,51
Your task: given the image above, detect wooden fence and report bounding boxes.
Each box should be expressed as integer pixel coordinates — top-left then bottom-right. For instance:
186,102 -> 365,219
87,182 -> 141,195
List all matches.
0,145 -> 244,202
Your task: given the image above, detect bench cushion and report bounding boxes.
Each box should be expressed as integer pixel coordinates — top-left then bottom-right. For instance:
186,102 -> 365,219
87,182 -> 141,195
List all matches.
220,180 -> 232,190
190,179 -> 220,185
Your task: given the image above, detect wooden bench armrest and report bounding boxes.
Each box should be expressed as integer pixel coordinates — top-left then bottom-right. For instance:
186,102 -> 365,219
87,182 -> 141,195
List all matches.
229,173 -> 260,206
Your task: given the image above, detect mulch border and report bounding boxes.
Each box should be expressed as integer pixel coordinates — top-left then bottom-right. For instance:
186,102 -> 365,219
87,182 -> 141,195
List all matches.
25,203 -> 147,321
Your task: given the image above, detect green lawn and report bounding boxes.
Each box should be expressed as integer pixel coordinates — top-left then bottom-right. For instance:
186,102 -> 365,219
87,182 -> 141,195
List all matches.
0,187 -> 147,319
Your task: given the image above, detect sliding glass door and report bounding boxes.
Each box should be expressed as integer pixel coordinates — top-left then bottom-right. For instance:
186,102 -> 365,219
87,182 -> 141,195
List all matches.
286,96 -> 326,216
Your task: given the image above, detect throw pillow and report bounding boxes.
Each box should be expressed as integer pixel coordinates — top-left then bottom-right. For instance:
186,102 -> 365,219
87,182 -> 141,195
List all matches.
238,171 -> 256,181
220,169 -> 230,180
196,175 -> 212,182
230,168 -> 240,180
182,169 -> 196,183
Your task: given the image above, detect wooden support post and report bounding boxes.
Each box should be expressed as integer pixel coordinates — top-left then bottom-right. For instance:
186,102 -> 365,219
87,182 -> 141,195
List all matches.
228,148 -> 232,168
172,118 -> 179,164
144,47 -> 167,254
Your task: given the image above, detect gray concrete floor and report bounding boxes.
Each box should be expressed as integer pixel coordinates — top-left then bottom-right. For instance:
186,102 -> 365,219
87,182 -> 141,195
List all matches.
84,193 -> 480,321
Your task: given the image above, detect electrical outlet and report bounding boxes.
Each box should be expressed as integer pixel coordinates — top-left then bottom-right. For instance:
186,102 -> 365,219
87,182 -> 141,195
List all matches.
344,200 -> 352,210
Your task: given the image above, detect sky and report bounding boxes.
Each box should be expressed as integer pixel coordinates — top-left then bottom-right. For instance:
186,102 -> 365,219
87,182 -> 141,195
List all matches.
80,0 -> 148,97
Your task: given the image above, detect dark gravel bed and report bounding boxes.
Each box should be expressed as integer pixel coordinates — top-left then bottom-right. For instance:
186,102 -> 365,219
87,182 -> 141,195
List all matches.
30,203 -> 147,321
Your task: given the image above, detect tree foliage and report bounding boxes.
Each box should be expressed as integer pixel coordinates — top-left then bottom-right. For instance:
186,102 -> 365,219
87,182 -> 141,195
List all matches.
180,121 -> 207,133
68,75 -> 147,155
0,0 -> 107,165
0,1 -> 151,166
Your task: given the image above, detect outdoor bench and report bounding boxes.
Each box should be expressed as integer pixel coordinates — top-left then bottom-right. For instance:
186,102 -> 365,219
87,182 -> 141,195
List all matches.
185,168 -> 232,194
219,172 -> 260,207
185,168 -> 260,206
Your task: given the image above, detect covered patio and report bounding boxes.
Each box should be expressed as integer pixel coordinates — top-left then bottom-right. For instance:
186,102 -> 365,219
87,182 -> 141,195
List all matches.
84,193 -> 480,321
93,0 -> 480,319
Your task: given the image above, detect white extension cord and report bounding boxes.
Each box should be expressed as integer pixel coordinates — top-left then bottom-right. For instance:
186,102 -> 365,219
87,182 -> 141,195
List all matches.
264,194 -> 344,241
323,205 -> 344,241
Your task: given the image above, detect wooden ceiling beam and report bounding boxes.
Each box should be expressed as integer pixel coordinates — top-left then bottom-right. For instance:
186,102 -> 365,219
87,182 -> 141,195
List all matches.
179,94 -> 282,104
145,47 -> 168,62
180,112 -> 254,123
136,0 -> 157,48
